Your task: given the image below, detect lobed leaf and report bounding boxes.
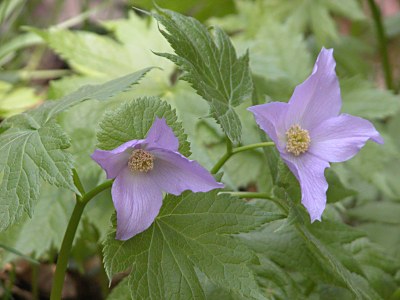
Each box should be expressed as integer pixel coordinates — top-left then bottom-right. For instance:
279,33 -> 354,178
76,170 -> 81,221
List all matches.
103,190 -> 282,300
153,7 -> 253,143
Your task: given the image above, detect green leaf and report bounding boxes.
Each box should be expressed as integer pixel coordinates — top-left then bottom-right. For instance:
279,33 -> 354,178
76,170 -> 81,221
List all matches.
0,69 -> 150,230
0,117 -> 76,231
97,96 -> 191,156
132,0 -> 236,22
103,190 -> 281,300
260,0 -> 365,44
153,7 -> 253,143
107,277 -> 130,300
241,216 -> 382,299
0,183 -> 74,266
40,68 -> 152,122
347,202 -> 400,224
30,13 -> 172,98
341,77 -> 400,119
0,80 -> 41,118
326,169 -> 357,203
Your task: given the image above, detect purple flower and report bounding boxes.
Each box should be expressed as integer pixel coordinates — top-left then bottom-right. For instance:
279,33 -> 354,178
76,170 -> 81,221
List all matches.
92,118 -> 223,240
248,48 -> 383,222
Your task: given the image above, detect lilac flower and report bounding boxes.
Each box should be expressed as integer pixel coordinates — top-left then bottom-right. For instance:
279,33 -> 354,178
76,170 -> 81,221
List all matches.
248,48 -> 383,222
92,118 -> 223,240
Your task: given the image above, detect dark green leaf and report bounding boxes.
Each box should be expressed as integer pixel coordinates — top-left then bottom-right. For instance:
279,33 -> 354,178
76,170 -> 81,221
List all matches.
153,7 -> 253,142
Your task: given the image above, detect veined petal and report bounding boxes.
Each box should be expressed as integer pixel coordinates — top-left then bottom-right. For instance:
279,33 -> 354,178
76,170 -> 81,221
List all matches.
145,117 -> 179,151
285,48 -> 341,130
112,167 -> 163,240
150,148 -> 224,195
309,114 -> 384,163
282,153 -> 330,222
247,102 -> 288,150
91,139 -> 143,179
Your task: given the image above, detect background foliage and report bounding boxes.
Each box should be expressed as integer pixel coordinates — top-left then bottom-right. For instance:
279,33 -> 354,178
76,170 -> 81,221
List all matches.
0,0 -> 400,299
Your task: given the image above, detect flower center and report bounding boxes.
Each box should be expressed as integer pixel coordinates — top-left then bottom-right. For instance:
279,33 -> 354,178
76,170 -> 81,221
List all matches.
285,124 -> 311,156
128,149 -> 154,173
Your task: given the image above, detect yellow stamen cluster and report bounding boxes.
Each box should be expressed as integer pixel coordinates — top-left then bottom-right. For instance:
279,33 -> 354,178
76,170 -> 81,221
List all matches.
128,149 -> 154,172
285,124 -> 311,156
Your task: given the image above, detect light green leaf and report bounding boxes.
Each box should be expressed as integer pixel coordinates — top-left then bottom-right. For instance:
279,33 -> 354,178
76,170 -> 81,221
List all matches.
30,13 -> 172,98
347,202 -> 400,224
97,96 -> 190,156
0,183 -> 74,266
0,117 -> 76,231
153,7 -> 253,143
104,190 -> 281,300
40,68 -> 152,122
29,27 -> 133,78
341,77 -> 400,119
260,0 -> 365,44
0,80 -> 41,118
0,69 -> 150,230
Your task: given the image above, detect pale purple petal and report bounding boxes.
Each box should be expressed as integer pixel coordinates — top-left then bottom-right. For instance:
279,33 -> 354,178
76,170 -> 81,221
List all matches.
247,102 -> 288,151
145,117 -> 179,151
309,114 -> 384,163
112,167 -> 163,240
282,153 -> 330,222
150,148 -> 224,195
91,140 -> 143,179
285,48 -> 341,130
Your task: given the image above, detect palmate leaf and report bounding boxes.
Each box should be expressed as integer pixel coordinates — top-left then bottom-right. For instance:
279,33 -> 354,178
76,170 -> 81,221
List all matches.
153,7 -> 253,143
103,190 -> 282,300
0,69 -> 151,231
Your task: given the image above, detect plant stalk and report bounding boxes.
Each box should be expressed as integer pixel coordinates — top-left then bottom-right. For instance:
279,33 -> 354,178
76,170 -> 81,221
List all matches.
367,0 -> 393,90
211,141 -> 275,174
50,179 -> 113,300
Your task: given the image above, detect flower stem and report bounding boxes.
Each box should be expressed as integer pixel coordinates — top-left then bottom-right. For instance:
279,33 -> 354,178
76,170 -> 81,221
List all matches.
220,191 -> 272,199
367,0 -> 393,90
219,191 -> 287,211
50,179 -> 113,300
211,141 -> 275,174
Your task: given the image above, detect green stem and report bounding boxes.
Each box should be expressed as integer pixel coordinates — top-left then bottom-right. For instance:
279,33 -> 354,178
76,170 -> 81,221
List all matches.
0,69 -> 71,83
211,141 -> 275,174
50,179 -> 113,300
367,0 -> 393,90
232,142 -> 275,155
219,191 -> 287,211
220,191 -> 272,199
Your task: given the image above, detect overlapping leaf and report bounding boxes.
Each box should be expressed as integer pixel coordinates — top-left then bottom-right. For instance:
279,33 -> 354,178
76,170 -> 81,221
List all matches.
153,7 -> 253,143
96,96 -> 190,156
104,190 -> 282,300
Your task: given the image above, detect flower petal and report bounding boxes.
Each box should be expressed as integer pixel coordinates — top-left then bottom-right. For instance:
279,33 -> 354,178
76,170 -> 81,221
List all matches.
285,48 -> 341,130
145,117 -> 179,151
91,140 -> 143,179
150,148 -> 224,195
309,114 -> 384,163
247,102 -> 288,150
112,167 -> 163,240
282,153 -> 330,222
